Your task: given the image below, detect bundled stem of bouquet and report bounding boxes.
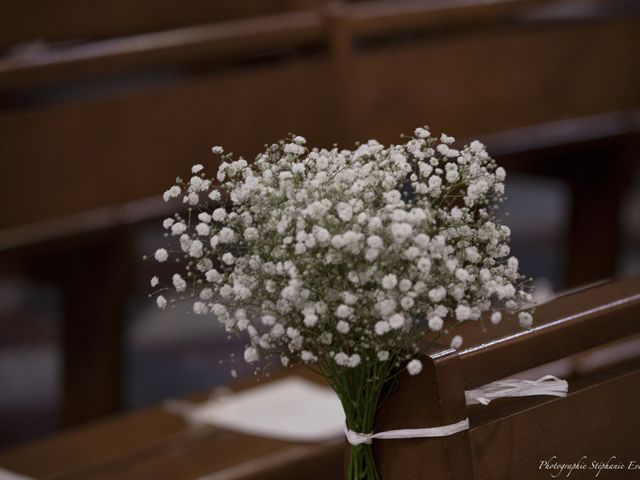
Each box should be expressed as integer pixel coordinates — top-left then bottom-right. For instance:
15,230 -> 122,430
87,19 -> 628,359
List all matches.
149,128 -> 532,480
326,360 -> 393,479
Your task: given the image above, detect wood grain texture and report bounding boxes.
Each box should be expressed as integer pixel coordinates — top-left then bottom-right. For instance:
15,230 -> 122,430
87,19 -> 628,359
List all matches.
470,360 -> 640,479
343,20 -> 640,143
373,350 -> 475,479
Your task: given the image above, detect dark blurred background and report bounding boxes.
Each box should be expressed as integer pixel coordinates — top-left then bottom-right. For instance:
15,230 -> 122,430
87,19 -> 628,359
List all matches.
0,0 -> 638,450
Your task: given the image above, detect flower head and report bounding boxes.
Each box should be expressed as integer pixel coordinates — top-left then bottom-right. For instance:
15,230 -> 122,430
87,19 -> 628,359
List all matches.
150,129 -> 532,378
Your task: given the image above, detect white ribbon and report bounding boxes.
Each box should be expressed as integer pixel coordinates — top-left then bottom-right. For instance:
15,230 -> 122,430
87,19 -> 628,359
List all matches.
345,375 -> 568,445
464,375 -> 568,406
345,418 -> 470,446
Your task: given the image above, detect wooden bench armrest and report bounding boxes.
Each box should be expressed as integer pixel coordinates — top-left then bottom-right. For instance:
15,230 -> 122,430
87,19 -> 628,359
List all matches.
457,275 -> 640,388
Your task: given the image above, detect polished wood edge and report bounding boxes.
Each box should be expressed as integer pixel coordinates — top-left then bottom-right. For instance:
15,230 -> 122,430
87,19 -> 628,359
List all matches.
1,0 -> 635,91
458,276 -> 640,387
0,10 -> 324,90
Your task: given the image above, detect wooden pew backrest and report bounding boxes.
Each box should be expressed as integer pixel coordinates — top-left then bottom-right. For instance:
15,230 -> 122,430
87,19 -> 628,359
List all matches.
373,276 -> 640,479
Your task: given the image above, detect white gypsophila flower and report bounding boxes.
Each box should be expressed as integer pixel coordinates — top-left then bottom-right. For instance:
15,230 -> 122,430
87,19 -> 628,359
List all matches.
192,164 -> 204,173
367,235 -> 383,249
218,227 -> 236,243
156,295 -> 167,309
222,252 -> 235,265
244,346 -> 259,363
271,323 -> 285,338
163,186 -> 181,202
184,192 -> 199,206
171,222 -> 187,236
518,311 -> 533,328
336,320 -> 350,334
428,315 -> 443,331
301,350 -> 317,363
162,218 -> 175,229
400,296 -> 414,310
451,335 -> 463,349
200,288 -> 213,300
407,359 -> 423,376
388,313 -> 405,329
455,305 -> 472,321
375,321 -> 390,335
336,203 -> 353,222
196,223 -> 211,236
347,354 -> 361,368
377,350 -> 390,361
172,274 -> 187,292
428,286 -> 446,302
151,128 -> 532,376
381,274 -> 398,290
303,313 -> 318,327
334,352 -> 349,366
212,208 -> 227,222
414,127 -> 430,138
336,305 -> 353,318
193,302 -> 208,314
150,276 -> 159,287
189,240 -> 204,258
154,248 -> 168,262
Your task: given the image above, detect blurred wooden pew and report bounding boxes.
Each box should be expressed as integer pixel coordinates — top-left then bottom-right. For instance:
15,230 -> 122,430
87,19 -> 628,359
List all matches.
0,0 -> 324,51
0,0 -> 638,227
0,368 -> 344,480
0,0 -> 638,429
0,277 -> 637,479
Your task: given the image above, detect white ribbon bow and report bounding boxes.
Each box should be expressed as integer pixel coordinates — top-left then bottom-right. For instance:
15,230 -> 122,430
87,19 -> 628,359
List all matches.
345,375 -> 568,445
344,418 -> 470,446
464,375 -> 568,406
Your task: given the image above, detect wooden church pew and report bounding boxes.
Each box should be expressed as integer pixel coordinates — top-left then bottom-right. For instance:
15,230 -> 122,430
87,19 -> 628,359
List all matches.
0,368 -> 344,480
479,111 -> 639,287
375,275 -> 640,479
0,277 -> 637,479
0,0 -> 324,51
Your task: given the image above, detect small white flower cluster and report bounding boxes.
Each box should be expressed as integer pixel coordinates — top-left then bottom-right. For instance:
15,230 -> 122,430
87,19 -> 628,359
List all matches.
151,128 -> 532,377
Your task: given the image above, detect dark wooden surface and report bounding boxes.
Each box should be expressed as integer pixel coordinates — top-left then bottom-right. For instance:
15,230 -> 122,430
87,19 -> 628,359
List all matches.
0,0 -> 323,51
373,276 -> 640,479
470,357 -> 640,479
373,349 -> 474,479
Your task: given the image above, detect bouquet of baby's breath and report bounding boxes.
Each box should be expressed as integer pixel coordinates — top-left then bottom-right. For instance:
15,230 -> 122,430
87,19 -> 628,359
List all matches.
150,128 -> 532,480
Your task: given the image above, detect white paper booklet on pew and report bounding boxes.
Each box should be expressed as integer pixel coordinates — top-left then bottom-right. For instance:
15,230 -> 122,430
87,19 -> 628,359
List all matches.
166,376 -> 345,442
167,373 -> 568,444
0,467 -> 34,480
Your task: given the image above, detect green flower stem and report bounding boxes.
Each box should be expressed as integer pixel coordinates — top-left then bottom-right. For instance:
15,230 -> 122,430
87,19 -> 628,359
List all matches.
322,359 -> 394,480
